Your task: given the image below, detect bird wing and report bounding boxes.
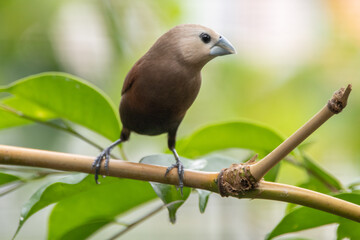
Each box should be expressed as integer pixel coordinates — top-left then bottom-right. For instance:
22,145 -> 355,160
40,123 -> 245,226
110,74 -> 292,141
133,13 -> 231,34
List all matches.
121,71 -> 135,95
121,59 -> 143,95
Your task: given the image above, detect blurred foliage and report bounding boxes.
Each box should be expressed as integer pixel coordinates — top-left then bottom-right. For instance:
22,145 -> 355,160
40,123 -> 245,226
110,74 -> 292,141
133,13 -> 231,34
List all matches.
267,193 -> 360,240
0,73 -> 120,141
0,0 -> 360,239
0,1 -> 61,82
0,73 -> 358,240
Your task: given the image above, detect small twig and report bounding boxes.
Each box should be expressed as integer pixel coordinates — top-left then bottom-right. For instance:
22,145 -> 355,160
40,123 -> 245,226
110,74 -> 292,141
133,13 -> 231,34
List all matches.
250,84 -> 352,181
0,181 -> 25,197
0,104 -> 120,159
59,119 -> 119,159
109,201 -> 183,239
284,156 -> 340,193
0,165 -> 62,175
59,120 -> 107,151
0,168 -> 64,197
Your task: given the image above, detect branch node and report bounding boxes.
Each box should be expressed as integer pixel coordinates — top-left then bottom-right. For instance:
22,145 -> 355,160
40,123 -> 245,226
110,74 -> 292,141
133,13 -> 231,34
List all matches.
218,155 -> 258,197
327,84 -> 352,114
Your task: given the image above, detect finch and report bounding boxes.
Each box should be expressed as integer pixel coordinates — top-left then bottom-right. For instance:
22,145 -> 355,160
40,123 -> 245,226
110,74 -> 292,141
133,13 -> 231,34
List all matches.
93,24 -> 236,193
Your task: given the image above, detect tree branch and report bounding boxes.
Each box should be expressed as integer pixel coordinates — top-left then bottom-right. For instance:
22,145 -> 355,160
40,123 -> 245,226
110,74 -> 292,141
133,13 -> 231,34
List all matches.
0,144 -> 219,192
0,144 -> 359,222
250,84 -> 352,181
0,84 -> 357,224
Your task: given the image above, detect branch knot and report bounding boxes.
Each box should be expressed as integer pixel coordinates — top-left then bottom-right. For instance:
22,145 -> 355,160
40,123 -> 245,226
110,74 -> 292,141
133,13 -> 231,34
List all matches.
218,155 -> 258,197
327,84 -> 352,114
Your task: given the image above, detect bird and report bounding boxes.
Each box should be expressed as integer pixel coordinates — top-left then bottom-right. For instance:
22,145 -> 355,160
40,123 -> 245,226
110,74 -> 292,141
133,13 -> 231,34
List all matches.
92,24 -> 236,193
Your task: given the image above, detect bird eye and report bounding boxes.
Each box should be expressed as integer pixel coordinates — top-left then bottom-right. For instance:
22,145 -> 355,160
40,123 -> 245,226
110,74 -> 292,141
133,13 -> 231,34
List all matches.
199,33 -> 211,44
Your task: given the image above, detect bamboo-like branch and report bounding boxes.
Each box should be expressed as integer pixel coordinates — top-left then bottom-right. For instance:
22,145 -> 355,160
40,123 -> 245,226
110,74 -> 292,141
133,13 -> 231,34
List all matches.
244,181 -> 360,222
250,84 -> 352,181
216,85 -> 352,198
0,144 -> 219,192
0,144 -> 359,222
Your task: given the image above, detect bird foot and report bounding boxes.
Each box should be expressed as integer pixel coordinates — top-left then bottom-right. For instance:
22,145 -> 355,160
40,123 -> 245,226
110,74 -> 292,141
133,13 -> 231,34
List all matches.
92,148 -> 111,184
165,161 -> 184,195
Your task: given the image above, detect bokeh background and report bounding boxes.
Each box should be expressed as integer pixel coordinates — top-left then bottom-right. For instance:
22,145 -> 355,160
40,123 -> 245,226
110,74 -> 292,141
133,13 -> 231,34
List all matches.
0,0 -> 359,239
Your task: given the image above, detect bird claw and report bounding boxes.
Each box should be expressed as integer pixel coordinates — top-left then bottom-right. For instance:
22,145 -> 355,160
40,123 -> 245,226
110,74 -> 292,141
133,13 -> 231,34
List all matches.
165,161 -> 184,195
92,149 -> 111,184
104,151 -> 111,176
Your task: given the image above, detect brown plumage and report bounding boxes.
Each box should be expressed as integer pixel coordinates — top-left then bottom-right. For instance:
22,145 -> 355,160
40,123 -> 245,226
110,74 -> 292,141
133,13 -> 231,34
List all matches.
93,24 -> 235,192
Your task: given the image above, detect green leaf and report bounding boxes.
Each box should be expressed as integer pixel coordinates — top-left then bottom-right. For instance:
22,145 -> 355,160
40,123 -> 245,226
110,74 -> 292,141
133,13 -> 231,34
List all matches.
14,172 -> 157,240
0,108 -> 31,130
302,154 -> 343,191
267,193 -> 360,240
275,238 -> 312,240
177,121 -> 286,159
285,175 -> 332,214
141,153 -> 248,216
176,121 -> 290,181
348,179 -> 360,191
196,189 -> 210,213
48,177 -> 156,240
266,208 -> 337,240
149,182 -> 190,223
140,154 -> 204,170
194,154 -> 246,213
53,221 -> 111,240
337,219 -> 360,240
14,173 -> 89,238
0,172 -> 22,186
0,96 -> 56,130
0,72 -> 120,141
286,155 -> 343,214
299,176 -> 333,194
198,153 -> 245,172
140,154 -> 195,223
263,164 -> 281,182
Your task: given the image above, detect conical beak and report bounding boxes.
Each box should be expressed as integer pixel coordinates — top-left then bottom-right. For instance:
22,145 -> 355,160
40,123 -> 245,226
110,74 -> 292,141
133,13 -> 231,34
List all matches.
210,36 -> 236,56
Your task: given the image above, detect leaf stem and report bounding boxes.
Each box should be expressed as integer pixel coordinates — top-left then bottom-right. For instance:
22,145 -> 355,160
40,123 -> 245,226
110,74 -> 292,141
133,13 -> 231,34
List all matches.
109,201 -> 182,239
0,181 -> 25,197
0,104 -> 120,159
0,168 -> 65,197
59,120 -> 119,159
284,156 -> 341,193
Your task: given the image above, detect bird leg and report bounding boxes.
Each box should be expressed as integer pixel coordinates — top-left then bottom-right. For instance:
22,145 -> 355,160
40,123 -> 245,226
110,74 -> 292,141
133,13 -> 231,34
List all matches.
165,129 -> 185,194
165,148 -> 184,195
92,138 -> 122,184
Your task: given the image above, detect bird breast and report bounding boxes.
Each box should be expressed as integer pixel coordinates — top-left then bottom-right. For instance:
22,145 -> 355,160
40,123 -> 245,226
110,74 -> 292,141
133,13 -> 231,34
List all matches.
120,60 -> 201,135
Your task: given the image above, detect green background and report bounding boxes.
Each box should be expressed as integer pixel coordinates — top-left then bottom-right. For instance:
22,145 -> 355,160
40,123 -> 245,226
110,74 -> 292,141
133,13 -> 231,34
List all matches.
0,0 -> 359,239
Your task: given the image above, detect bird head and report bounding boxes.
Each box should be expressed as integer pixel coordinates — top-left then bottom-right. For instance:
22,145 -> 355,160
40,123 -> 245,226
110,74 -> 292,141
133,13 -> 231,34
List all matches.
150,24 -> 236,69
